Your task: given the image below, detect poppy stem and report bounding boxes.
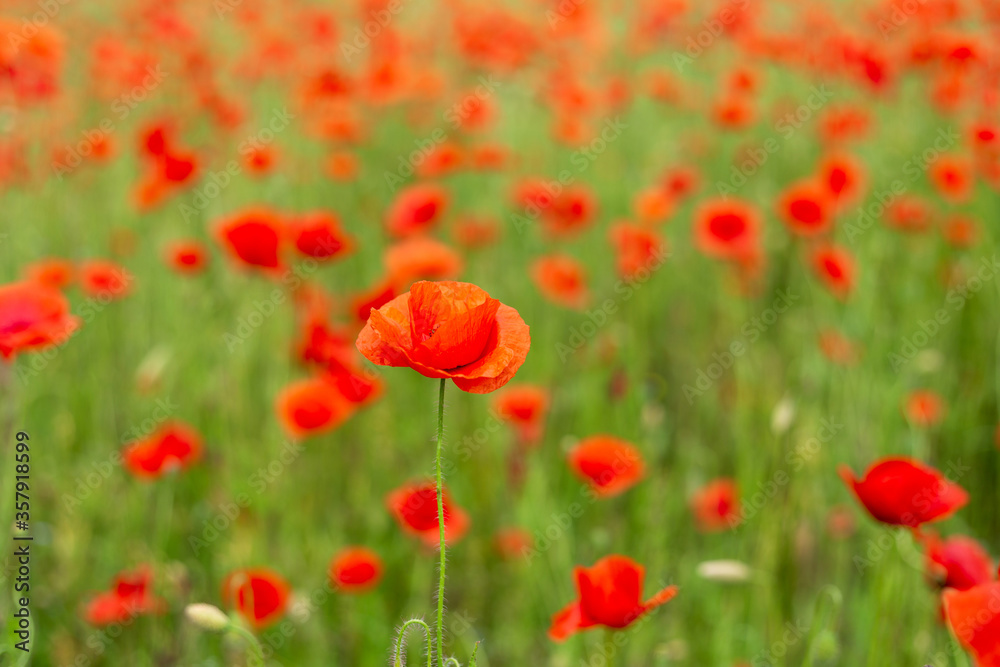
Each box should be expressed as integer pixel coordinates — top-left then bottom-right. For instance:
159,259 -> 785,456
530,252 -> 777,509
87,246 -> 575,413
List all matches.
435,377 -> 447,666
605,628 -> 617,667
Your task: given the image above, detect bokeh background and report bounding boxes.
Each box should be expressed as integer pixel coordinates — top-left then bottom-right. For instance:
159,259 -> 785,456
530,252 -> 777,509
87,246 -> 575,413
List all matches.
1,0 -> 1000,665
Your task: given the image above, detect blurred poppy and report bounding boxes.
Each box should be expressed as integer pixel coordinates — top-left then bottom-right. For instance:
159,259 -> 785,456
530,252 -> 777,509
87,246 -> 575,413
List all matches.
924,534 -> 993,591
288,211 -> 354,261
610,223 -> 666,279
943,215 -> 978,248
452,215 -> 500,248
23,258 -> 74,289
387,481 -> 469,547
885,196 -> 933,233
275,376 -> 356,439
839,457 -> 967,528
386,183 -> 449,237
905,389 -> 946,427
385,237 -> 463,287
549,555 -> 677,641
356,281 -> 530,394
819,329 -> 858,365
329,547 -> 383,593
494,384 -> 549,446
818,152 -> 866,208
0,281 -> 80,360
350,278 -> 398,323
811,245 -> 855,299
214,207 -> 286,275
930,154 -> 973,202
494,527 -> 533,560
568,436 -> 645,498
123,421 -> 203,479
243,144 -> 277,175
691,478 -> 742,531
222,568 -> 290,630
777,180 -> 832,236
165,240 -> 208,274
79,260 -> 132,299
84,566 -> 166,626
531,254 -> 589,309
943,582 -> 1000,666
693,198 -> 760,260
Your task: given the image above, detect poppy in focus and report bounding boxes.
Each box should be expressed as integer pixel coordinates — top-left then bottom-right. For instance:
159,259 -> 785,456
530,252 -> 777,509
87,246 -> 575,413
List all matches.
356,281 -> 530,394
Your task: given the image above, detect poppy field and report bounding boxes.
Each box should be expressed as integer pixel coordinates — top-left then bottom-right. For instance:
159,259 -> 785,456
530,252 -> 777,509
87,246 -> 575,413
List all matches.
2,0 -> 1000,665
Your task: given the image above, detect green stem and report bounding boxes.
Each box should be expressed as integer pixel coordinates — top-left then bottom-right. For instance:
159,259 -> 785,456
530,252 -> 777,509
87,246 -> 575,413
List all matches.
392,618 -> 433,667
229,624 -> 265,663
605,628 -> 617,667
435,378 -> 447,666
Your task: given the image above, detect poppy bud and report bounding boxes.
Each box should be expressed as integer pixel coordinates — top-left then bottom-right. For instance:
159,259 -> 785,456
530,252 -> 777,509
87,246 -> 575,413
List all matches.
184,603 -> 230,632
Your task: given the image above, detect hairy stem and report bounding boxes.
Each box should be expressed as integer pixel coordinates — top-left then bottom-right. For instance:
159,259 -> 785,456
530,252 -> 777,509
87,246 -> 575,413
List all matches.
435,378 -> 447,666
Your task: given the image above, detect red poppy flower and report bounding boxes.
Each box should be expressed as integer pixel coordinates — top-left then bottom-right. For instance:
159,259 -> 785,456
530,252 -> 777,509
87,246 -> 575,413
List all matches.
818,152 -> 866,208
79,260 -> 132,299
244,144 -> 277,175
811,245 -> 855,299
885,195 -> 933,233
777,180 -> 832,236
23,258 -> 74,289
493,384 -> 549,446
542,185 -> 596,237
83,566 -> 166,626
660,165 -> 700,200
568,436 -> 645,498
275,376 -> 356,439
905,389 -> 946,427
288,211 -> 354,261
356,281 -> 530,394
452,215 -> 500,248
693,198 -> 760,259
531,254 -> 589,310
944,582 -> 1000,666
0,281 -> 80,360
943,215 -> 978,248
925,534 -> 993,591
416,142 -> 464,179
609,223 -> 666,279
549,555 -> 678,641
469,143 -> 508,171
221,568 -> 290,630
713,95 -> 755,129
350,278 -> 399,323
930,154 -> 973,202
326,150 -> 359,181
165,240 -> 208,274
818,329 -> 859,365
123,421 -> 203,479
494,527 -> 533,560
329,547 -> 383,593
691,478 -> 742,531
384,237 -> 464,287
633,187 -> 674,224
839,457 -> 968,528
387,481 -> 469,547
323,354 -> 383,407
214,207 -> 286,274
160,150 -> 199,185
385,183 -> 449,237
